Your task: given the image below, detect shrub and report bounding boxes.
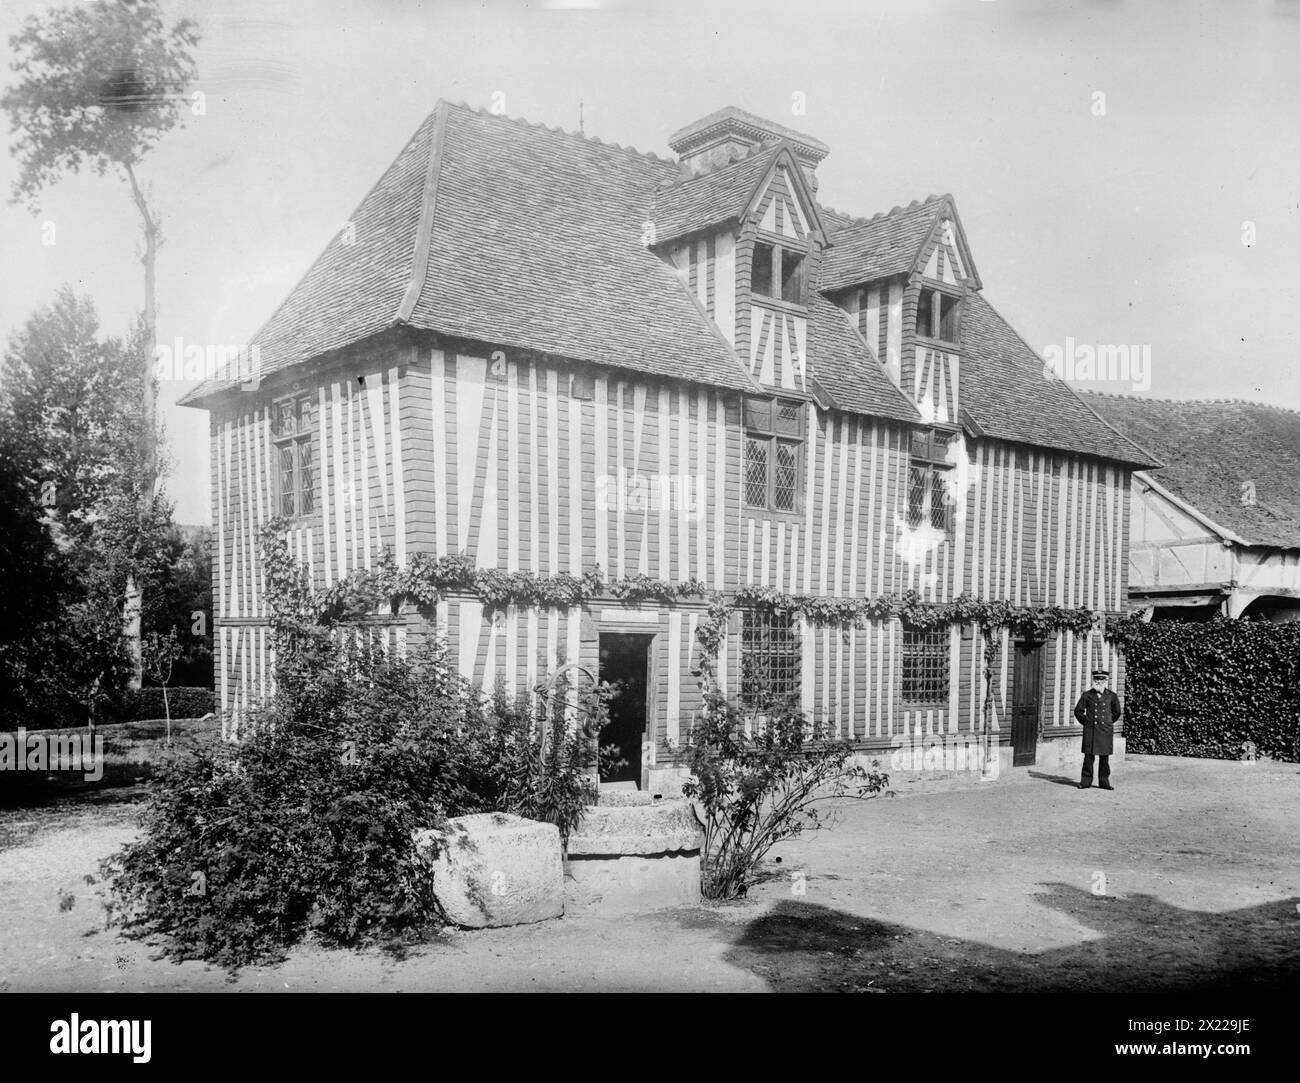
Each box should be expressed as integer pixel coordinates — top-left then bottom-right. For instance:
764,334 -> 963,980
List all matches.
682,689 -> 892,900
124,686 -> 214,721
101,642 -> 464,966
455,677 -> 607,846
102,638 -> 607,967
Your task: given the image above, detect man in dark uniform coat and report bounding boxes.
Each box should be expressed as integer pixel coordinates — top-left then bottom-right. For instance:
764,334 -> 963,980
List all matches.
1074,669 -> 1121,790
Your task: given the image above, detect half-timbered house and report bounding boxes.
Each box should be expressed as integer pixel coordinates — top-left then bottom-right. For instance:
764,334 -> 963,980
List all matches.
180,103 -> 1159,787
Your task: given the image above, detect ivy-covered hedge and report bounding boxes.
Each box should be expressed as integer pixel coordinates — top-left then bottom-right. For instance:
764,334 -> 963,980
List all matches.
1115,619 -> 1300,761
126,686 -> 215,721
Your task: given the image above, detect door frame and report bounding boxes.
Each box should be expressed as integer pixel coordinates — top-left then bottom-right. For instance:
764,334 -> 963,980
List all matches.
1010,638 -> 1046,767
596,626 -> 658,791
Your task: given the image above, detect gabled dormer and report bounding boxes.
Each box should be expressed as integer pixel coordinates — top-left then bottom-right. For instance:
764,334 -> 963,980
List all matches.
903,200 -> 979,420
651,107 -> 829,395
822,194 -> 980,426
735,147 -> 827,393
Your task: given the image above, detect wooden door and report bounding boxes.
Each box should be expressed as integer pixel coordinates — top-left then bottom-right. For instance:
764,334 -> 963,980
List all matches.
1010,641 -> 1044,767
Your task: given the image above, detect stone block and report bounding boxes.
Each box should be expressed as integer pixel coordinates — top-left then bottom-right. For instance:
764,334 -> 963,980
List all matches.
566,851 -> 703,912
414,812 -> 563,928
567,799 -> 703,855
565,798 -> 704,913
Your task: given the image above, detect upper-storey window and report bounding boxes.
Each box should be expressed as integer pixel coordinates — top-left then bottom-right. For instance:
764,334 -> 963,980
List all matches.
744,396 -> 804,513
907,428 -> 954,531
917,286 -> 960,344
273,395 -> 316,518
752,241 -> 805,305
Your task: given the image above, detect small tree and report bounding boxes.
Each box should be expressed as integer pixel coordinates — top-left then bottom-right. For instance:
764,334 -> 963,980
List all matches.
681,688 -> 893,900
142,626 -> 181,745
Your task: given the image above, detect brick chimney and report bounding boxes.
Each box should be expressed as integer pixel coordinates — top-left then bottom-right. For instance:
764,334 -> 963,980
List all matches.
667,105 -> 829,192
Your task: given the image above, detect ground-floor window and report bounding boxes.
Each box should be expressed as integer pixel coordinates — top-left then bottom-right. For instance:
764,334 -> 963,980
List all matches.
901,624 -> 949,705
740,610 -> 801,708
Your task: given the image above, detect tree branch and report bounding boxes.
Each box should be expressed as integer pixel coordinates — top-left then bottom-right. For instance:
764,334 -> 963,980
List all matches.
122,160 -> 157,242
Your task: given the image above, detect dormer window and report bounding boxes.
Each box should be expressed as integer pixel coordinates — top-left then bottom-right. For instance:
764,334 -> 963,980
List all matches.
752,241 -> 805,305
780,249 -> 804,303
917,287 -> 960,344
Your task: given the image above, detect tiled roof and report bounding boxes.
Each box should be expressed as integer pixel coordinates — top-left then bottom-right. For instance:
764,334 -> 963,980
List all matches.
817,195 -> 948,292
805,295 -> 920,423
649,145 -> 783,246
958,294 -> 1161,469
189,108 -> 433,399
1081,394 -> 1300,547
181,101 -> 757,405
177,99 -> 1171,476
406,105 -> 757,391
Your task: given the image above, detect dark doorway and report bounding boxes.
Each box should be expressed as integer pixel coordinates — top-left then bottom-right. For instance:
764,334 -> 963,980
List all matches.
598,633 -> 652,786
1010,640 -> 1044,767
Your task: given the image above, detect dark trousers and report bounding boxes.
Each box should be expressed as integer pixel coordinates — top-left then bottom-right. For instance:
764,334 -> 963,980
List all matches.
1081,754 -> 1110,786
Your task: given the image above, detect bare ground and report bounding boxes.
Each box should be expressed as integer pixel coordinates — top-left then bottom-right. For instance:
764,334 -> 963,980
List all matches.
1,754 -> 1297,992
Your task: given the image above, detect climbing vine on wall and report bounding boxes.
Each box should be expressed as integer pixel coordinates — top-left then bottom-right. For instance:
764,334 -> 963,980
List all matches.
259,519 -> 1125,692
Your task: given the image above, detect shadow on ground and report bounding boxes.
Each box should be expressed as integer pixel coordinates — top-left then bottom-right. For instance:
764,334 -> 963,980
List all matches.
1027,771 -> 1082,787
721,887 -> 1300,992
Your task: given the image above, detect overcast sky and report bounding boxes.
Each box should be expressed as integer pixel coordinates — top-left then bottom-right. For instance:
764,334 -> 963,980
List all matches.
3,0 -> 1298,524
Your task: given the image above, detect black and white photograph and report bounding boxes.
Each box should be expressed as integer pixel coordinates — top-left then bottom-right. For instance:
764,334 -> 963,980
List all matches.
0,0 -> 1296,1056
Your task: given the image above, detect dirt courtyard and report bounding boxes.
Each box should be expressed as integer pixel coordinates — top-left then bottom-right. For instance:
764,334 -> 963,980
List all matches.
1,754 -> 1297,992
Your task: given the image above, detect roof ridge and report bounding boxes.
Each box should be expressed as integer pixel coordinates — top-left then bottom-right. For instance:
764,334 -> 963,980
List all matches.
652,141 -> 778,193
822,192 -> 950,230
1081,390 -> 1300,415
446,99 -> 672,165
398,102 -> 449,322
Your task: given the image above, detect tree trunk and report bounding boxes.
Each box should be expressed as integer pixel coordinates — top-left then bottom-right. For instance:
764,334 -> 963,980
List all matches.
124,162 -> 158,691
124,576 -> 143,691
981,629 -> 999,777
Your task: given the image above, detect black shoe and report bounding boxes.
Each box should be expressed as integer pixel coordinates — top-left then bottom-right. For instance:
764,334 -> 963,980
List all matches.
1099,782 -> 1113,790
1079,781 -> 1092,789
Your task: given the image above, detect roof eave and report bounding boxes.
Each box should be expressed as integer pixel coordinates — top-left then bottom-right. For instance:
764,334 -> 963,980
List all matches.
1134,470 -> 1249,546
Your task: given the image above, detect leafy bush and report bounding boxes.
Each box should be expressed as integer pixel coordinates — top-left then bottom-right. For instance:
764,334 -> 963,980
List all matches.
102,637 -> 606,967
681,689 -> 892,900
102,642 -> 456,966
444,675 -> 607,846
1117,618 -> 1300,761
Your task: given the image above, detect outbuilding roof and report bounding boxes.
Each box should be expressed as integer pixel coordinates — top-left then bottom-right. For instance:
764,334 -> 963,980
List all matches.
1081,393 -> 1300,546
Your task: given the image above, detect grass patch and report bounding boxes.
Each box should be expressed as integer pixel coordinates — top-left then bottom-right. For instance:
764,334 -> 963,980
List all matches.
0,716 -> 221,809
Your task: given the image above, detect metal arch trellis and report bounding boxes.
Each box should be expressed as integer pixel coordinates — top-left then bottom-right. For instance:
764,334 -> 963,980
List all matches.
536,662 -> 601,777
